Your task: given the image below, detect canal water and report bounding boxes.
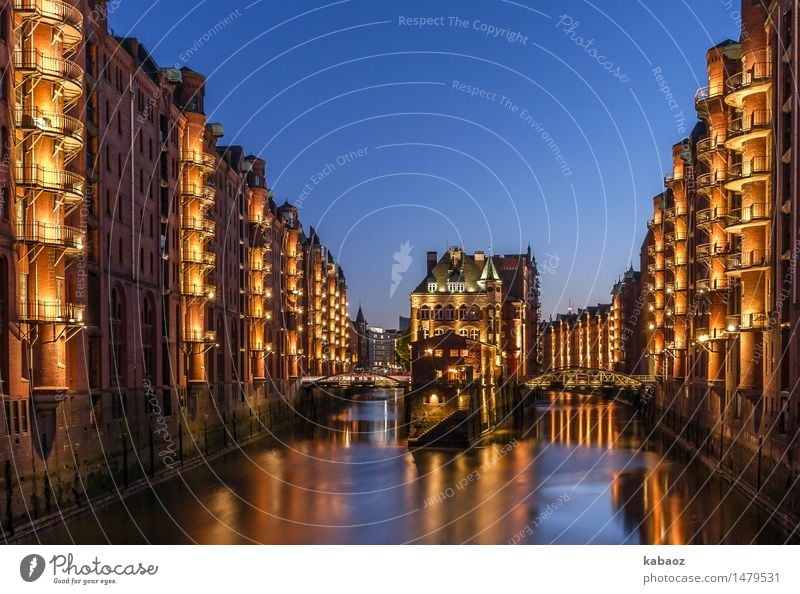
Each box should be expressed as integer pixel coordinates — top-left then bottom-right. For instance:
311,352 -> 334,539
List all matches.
27,390 -> 795,544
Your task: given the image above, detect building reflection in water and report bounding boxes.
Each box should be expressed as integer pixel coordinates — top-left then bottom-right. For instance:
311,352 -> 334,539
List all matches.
26,390 -> 793,545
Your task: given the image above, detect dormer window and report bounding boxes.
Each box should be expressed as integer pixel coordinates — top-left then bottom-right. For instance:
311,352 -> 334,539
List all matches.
448,282 -> 465,292
428,282 -> 437,292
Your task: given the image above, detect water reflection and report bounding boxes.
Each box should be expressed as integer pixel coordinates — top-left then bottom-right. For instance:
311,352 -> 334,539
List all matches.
27,390 -> 794,545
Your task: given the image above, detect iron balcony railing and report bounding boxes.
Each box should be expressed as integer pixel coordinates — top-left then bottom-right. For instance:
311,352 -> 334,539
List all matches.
727,312 -> 770,331
696,171 -> 725,190
15,221 -> 84,250
15,107 -> 84,146
664,173 -> 684,187
12,1 -> 83,39
726,156 -> 770,184
728,109 -> 771,139
181,213 -> 215,236
18,300 -> 85,324
664,230 -> 688,243
696,206 -> 727,226
180,150 -> 216,170
15,164 -> 84,202
725,202 -> 771,227
696,277 -> 728,292
180,281 -> 215,298
695,242 -> 730,260
180,183 -> 215,204
726,249 -> 771,272
185,329 -> 217,343
13,48 -> 83,84
726,62 -> 772,95
696,135 -> 725,161
181,248 -> 216,267
694,74 -> 725,107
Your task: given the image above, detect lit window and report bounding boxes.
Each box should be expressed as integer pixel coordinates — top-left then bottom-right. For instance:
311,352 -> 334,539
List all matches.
434,349 -> 443,358
447,282 -> 465,292
428,282 -> 437,292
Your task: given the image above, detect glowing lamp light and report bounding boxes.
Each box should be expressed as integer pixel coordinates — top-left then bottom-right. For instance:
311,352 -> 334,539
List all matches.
648,323 -> 655,330
727,324 -> 737,333
697,334 -> 709,343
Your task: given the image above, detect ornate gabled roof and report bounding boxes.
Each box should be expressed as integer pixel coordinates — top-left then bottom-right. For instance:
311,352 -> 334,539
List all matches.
412,248 -> 485,293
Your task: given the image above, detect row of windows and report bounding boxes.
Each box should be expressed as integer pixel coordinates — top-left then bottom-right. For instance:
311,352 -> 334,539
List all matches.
428,281 -> 466,292
3,400 -> 29,435
418,305 -> 486,321
420,328 -> 481,341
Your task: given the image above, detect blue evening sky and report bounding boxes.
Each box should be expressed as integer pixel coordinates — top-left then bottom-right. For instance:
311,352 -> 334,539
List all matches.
109,0 -> 739,329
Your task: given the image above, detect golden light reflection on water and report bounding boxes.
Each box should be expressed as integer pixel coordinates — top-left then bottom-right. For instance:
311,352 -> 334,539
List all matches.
29,390 -> 794,545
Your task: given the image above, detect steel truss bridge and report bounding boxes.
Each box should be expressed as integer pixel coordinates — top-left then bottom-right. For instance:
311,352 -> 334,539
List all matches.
301,373 -> 411,388
525,367 -> 656,391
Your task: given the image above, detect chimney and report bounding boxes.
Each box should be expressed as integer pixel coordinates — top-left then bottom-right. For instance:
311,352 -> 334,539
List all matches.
474,251 -> 485,267
427,251 -> 437,275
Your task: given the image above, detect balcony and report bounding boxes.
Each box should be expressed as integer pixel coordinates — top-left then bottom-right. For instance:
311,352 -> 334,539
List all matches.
181,150 -> 216,172
695,277 -> 728,292
696,206 -> 727,229
726,312 -> 770,332
13,49 -> 83,102
185,329 -> 217,343
694,74 -> 725,117
694,326 -> 728,342
725,249 -> 771,275
181,248 -> 216,268
12,1 -> 83,48
696,135 -> 725,164
15,107 -> 84,153
18,300 -> 85,324
665,205 -> 687,220
647,217 -> 661,229
15,164 -> 84,205
180,183 -> 216,206
696,171 -> 725,194
725,156 -> 770,192
664,173 -> 684,187
725,62 -> 772,108
181,213 -> 215,237
726,109 -> 772,151
16,221 -> 84,252
181,281 -> 215,299
664,230 -> 687,243
695,242 -> 729,261
724,202 -> 771,232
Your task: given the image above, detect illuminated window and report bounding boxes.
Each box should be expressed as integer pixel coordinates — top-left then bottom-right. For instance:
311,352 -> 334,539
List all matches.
449,349 -> 460,357
428,282 -> 437,292
434,349 -> 443,358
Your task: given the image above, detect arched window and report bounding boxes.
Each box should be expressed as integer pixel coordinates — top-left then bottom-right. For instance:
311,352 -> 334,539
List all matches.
470,328 -> 480,341
433,305 -> 443,320
419,305 -> 430,320
445,305 -> 455,320
459,305 -> 468,320
434,328 -> 445,336
458,328 -> 468,337
469,305 -> 481,320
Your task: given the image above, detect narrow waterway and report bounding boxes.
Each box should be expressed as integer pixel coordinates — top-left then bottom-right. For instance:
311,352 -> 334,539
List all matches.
27,390 -> 794,544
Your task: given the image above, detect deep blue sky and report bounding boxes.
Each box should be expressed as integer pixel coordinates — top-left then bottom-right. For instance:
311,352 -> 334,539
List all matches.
109,0 -> 738,329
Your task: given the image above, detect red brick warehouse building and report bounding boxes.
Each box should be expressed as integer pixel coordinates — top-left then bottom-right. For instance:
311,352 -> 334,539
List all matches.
0,0 -> 353,532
